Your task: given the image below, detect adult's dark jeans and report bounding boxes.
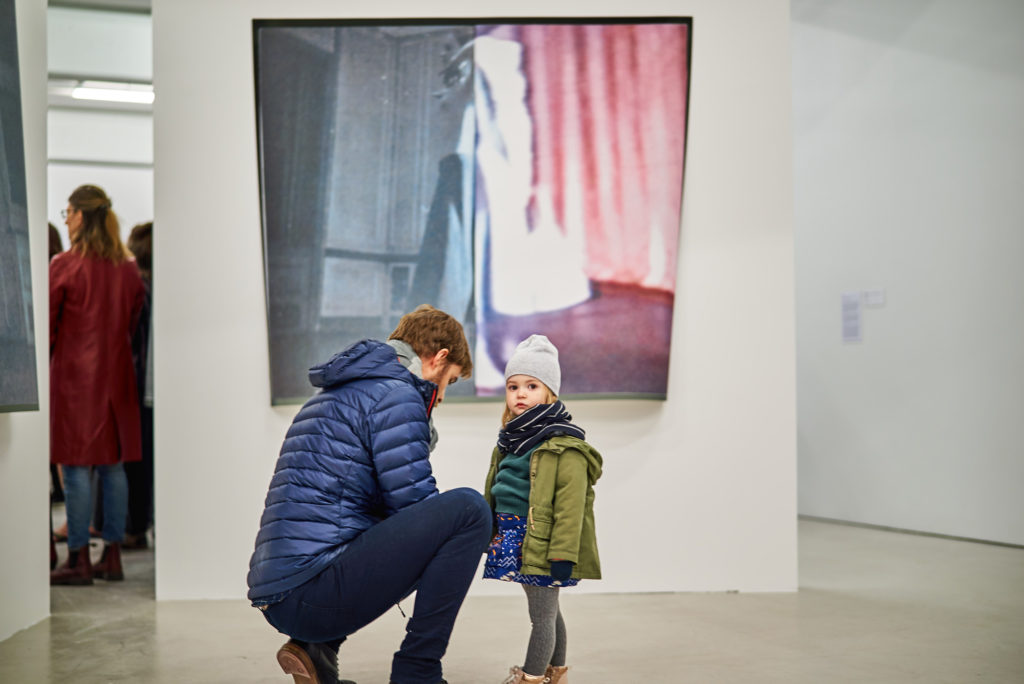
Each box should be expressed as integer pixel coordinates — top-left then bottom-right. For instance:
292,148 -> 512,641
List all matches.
125,404 -> 154,536
262,487 -> 492,684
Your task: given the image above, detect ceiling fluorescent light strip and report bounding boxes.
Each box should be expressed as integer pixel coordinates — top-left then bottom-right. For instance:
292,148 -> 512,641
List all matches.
71,81 -> 154,105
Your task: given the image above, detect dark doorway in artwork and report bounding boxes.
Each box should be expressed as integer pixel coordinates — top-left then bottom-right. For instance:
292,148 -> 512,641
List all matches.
257,27 -> 340,401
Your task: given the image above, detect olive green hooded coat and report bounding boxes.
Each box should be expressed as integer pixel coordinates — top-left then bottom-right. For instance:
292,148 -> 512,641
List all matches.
483,434 -> 603,580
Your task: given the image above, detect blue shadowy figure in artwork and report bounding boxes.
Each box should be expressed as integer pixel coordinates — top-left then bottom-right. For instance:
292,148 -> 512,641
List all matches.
482,335 -> 603,684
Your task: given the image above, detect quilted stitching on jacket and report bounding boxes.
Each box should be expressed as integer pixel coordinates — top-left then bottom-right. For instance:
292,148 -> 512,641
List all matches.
247,340 -> 438,601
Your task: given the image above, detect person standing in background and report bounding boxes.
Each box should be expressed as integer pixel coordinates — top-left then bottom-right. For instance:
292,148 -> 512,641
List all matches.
124,221 -> 153,550
50,184 -> 145,586
47,223 -> 65,504
48,222 -> 64,572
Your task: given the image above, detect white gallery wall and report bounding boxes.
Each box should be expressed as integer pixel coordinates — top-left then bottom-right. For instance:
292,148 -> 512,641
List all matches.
153,0 -> 796,600
0,0 -> 49,643
794,0 -> 1024,545
48,106 -> 154,240
48,5 -> 151,82
46,6 -> 153,247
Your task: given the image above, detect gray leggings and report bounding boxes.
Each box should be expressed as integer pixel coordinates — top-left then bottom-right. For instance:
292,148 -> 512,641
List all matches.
522,584 -> 567,676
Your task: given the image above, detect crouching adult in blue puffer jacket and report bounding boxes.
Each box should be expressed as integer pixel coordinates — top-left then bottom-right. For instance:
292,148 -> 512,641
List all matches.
247,305 -> 491,684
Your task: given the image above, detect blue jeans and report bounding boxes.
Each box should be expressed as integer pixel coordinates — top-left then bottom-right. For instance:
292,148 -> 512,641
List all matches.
63,463 -> 127,550
263,488 -> 492,684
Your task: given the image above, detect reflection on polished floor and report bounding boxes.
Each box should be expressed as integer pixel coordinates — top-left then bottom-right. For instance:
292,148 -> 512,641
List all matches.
2,519 -> 1022,683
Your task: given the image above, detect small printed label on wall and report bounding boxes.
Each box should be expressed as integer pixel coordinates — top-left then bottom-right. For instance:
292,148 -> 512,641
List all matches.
862,289 -> 886,308
841,292 -> 862,343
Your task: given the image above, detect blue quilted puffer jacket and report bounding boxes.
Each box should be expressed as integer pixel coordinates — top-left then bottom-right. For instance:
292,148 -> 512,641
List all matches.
247,339 -> 439,604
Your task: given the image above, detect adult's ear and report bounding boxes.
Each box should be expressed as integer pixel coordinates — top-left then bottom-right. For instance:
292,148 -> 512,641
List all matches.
421,348 -> 450,375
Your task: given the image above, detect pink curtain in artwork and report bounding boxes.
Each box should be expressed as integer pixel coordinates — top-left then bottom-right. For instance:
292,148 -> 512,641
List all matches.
518,24 -> 689,291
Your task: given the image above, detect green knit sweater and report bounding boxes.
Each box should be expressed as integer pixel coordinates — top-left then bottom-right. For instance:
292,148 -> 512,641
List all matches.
490,446 -> 535,515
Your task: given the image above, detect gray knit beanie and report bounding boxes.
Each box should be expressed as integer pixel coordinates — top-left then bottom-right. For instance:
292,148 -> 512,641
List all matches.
504,334 -> 561,395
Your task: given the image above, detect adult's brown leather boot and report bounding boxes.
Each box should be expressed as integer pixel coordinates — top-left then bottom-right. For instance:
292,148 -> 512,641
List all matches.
93,542 -> 124,581
276,639 -> 357,684
50,546 -> 94,585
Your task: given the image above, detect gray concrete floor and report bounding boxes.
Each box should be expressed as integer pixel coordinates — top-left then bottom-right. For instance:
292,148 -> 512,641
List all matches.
2,518 -> 1022,683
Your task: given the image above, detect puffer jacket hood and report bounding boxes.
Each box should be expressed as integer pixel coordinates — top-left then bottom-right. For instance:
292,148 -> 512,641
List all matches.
310,339 -> 436,406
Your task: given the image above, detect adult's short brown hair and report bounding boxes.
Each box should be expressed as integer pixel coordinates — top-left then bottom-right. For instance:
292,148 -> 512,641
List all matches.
48,222 -> 63,261
128,221 -> 153,279
389,304 -> 473,378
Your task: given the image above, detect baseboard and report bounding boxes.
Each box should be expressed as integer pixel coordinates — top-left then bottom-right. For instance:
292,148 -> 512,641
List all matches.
798,515 -> 1024,550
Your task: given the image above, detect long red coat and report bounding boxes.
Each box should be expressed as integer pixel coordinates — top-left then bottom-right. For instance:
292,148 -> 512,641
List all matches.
50,251 -> 145,466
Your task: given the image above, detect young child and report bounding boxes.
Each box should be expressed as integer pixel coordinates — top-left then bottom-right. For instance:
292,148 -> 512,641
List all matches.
482,335 -> 603,684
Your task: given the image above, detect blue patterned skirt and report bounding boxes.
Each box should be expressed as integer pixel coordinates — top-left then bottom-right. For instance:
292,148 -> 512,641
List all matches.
482,513 -> 579,587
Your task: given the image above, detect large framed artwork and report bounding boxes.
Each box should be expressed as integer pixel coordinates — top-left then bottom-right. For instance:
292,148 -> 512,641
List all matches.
0,0 -> 39,413
253,17 -> 691,403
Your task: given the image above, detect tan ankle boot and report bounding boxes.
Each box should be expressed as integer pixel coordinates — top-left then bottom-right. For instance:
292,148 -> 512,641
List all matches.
501,665 -> 549,684
545,665 -> 569,684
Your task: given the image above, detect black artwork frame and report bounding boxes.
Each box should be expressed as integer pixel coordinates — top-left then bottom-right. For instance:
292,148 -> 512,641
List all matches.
0,0 -> 39,413
253,17 -> 692,405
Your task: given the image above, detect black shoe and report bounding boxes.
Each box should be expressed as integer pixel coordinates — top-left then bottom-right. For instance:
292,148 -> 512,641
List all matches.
122,532 -> 149,550
276,638 -> 356,684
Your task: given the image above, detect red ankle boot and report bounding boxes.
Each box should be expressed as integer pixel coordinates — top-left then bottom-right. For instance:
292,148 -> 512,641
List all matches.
50,546 -> 94,585
93,542 -> 124,581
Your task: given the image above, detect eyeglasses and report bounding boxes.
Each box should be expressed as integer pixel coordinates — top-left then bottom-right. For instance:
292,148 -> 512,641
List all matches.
61,208 -> 75,219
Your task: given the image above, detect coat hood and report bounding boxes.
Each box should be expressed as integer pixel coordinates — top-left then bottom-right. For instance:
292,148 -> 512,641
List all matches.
309,340 -> 436,411
542,434 -> 603,485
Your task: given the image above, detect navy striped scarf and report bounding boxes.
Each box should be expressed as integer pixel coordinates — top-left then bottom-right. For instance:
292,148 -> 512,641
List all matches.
497,400 -> 585,456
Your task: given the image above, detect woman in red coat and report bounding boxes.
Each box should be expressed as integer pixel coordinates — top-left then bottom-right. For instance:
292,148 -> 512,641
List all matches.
50,184 -> 145,586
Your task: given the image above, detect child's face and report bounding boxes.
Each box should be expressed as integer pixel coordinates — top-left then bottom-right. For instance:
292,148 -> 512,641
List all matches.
506,374 -> 550,417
